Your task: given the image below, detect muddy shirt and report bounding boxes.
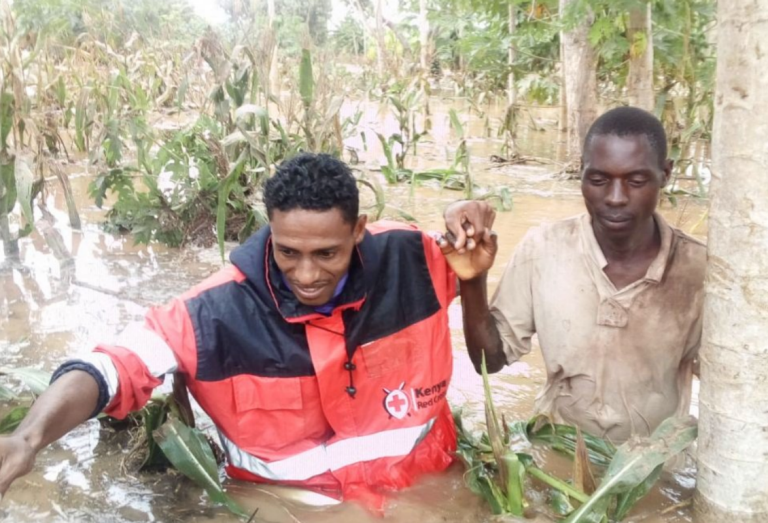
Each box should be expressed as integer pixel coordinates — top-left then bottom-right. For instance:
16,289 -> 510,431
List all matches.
490,213 -> 706,444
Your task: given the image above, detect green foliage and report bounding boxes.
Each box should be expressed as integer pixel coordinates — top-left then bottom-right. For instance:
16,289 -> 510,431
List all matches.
0,407 -> 30,434
331,14 -> 365,56
0,367 -> 52,396
154,416 -> 248,517
455,359 -> 697,521
564,417 -> 698,522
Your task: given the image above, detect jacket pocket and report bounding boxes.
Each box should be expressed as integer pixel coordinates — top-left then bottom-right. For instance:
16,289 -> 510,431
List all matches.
361,336 -> 418,379
232,375 -> 305,452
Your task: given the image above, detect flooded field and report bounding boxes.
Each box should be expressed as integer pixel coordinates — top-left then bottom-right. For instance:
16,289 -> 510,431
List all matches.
0,100 -> 708,522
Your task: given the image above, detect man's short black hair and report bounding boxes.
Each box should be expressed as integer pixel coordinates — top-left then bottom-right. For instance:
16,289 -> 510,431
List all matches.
264,153 -> 359,225
583,106 -> 668,168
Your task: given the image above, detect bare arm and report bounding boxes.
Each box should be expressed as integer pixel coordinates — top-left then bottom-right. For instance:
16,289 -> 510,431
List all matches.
459,274 -> 506,374
0,370 -> 99,497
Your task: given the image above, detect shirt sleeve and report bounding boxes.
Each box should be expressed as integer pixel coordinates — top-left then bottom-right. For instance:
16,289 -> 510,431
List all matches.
489,229 -> 537,364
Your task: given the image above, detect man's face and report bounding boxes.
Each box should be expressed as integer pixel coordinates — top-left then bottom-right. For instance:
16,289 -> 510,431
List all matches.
270,208 -> 367,306
581,134 -> 671,242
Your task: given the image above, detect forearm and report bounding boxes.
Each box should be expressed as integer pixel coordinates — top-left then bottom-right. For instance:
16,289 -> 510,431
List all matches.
459,273 -> 506,373
13,370 -> 100,452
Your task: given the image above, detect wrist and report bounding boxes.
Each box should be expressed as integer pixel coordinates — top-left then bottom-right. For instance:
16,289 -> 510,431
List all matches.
458,271 -> 488,284
16,427 -> 44,453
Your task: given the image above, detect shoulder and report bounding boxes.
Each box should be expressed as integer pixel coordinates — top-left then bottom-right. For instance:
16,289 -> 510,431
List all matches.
512,214 -> 584,263
176,265 -> 247,302
669,226 -> 707,276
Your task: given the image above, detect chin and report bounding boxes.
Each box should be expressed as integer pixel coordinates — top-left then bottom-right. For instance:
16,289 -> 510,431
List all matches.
297,294 -> 333,307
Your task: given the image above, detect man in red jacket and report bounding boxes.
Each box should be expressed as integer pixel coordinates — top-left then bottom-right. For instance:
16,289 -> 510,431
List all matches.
0,153 -> 497,510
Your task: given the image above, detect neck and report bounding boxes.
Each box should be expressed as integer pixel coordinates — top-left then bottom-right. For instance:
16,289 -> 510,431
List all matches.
593,216 -> 659,263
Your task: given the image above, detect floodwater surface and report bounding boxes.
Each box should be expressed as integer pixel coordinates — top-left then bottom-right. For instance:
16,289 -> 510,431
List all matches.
0,99 -> 707,522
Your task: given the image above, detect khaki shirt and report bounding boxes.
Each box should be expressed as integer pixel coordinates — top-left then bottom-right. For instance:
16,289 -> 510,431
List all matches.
490,213 -> 706,443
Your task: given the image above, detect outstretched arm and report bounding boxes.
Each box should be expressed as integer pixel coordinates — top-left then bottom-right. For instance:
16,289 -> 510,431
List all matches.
0,370 -> 99,498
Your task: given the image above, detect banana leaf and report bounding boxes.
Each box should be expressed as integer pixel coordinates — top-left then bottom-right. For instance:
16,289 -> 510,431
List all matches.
154,416 -> 247,518
0,367 -> 51,396
564,416 -> 697,523
0,406 -> 30,434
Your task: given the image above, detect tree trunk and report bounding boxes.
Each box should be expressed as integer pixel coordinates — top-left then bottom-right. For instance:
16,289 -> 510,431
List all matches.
694,1 -> 768,521
419,0 -> 429,73
507,2 -> 517,108
374,0 -> 387,77
419,0 -> 430,129
559,0 -> 598,161
626,2 -> 654,111
267,0 -> 279,95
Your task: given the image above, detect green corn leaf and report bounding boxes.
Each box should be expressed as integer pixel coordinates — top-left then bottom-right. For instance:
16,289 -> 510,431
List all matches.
564,416 -> 697,523
613,463 -> 664,520
14,156 -> 35,237
503,451 -> 526,516
154,416 -> 247,517
0,384 -> 17,401
299,48 -> 314,109
0,367 -> 51,396
550,489 -> 575,516
526,415 -> 616,467
216,151 -> 248,261
449,108 -> 465,139
0,406 -> 30,434
0,151 -> 16,216
0,92 -> 14,149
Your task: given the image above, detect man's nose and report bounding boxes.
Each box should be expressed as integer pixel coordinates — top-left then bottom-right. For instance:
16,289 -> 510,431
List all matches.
606,179 -> 629,206
295,258 -> 320,285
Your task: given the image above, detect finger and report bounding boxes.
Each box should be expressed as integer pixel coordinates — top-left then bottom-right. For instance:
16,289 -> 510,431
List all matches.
485,230 -> 499,254
462,219 -> 475,238
445,219 -> 468,251
434,233 -> 455,255
466,237 -> 476,251
445,230 -> 467,254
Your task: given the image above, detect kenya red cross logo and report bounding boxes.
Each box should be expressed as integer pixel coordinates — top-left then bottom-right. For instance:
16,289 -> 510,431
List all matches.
382,382 -> 410,420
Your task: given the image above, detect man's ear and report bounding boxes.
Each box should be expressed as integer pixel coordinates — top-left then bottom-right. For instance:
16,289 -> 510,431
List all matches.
661,159 -> 673,188
354,215 -> 368,244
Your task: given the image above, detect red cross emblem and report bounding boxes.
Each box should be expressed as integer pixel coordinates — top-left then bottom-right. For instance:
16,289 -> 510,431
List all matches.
382,382 -> 410,420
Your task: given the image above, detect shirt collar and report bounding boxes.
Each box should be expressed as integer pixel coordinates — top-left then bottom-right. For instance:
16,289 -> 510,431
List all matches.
580,212 -> 673,283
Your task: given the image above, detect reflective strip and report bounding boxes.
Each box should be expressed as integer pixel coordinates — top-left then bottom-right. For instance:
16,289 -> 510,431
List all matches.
220,418 -> 436,481
113,322 -> 178,377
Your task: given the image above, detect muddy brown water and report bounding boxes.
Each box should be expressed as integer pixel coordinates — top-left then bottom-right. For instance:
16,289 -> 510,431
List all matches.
0,100 -> 707,522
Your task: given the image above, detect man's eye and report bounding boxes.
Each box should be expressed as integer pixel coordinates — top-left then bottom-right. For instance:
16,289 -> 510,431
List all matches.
588,177 -> 607,185
629,178 -> 648,187
318,251 -> 335,259
279,248 -> 295,256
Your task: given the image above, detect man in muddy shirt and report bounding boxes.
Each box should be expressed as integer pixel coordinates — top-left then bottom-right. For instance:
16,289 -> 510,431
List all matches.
441,107 -> 706,444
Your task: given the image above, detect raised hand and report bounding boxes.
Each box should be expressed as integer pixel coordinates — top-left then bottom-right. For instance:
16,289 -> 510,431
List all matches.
440,200 -> 498,280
